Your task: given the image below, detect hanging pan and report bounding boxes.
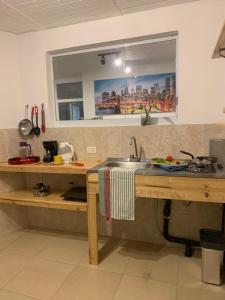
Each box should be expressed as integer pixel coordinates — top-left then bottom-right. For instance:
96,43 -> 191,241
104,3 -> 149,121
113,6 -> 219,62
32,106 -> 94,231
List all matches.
18,104 -> 33,137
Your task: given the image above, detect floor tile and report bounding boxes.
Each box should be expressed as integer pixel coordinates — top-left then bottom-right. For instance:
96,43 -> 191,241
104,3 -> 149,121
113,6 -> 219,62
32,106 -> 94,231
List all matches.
114,275 -> 176,300
0,251 -> 30,288
177,255 -> 225,294
0,231 -> 23,251
79,241 -> 130,274
0,290 -> 36,300
4,232 -> 50,256
4,258 -> 73,300
52,266 -> 122,300
177,286 -> 225,300
178,256 -> 202,288
37,236 -> 88,265
125,256 -> 179,285
124,244 -> 181,284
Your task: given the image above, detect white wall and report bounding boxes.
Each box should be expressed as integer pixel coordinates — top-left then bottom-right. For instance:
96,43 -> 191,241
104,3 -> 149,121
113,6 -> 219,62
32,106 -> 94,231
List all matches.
0,31 -> 23,128
1,0 -> 224,128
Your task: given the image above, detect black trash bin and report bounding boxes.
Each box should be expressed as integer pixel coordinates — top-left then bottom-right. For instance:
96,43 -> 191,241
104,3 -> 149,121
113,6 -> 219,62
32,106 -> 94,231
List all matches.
200,229 -> 225,285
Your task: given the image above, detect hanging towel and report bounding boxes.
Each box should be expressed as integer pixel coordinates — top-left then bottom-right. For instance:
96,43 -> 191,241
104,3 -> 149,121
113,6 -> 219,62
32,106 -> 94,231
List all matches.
110,168 -> 136,220
98,167 -> 111,222
98,167 -> 136,221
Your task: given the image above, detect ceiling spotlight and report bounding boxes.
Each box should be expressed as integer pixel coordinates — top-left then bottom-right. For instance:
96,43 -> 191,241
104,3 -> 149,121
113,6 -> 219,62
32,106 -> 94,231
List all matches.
125,66 -> 131,74
114,55 -> 122,66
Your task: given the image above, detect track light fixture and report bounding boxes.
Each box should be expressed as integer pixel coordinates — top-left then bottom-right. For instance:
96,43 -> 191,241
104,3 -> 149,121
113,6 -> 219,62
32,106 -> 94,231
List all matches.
100,55 -> 105,65
98,51 -> 121,65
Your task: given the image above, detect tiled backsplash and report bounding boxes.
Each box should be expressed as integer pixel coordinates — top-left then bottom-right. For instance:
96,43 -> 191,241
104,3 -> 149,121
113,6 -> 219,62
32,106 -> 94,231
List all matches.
0,123 -> 225,243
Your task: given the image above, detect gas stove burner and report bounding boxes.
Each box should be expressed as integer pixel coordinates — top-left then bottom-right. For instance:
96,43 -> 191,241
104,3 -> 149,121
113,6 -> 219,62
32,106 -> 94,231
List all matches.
188,163 -> 216,173
180,150 -> 217,174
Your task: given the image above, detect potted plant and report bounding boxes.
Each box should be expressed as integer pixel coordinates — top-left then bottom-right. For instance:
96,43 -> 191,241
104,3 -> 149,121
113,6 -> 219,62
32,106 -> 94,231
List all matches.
140,103 -> 152,126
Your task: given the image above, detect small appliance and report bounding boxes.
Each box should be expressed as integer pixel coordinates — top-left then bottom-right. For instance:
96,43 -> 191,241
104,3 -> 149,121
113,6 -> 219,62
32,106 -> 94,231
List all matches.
58,142 -> 74,163
43,141 -> 58,163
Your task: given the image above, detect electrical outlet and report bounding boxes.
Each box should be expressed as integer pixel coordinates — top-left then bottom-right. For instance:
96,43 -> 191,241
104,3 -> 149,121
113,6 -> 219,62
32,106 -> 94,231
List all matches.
87,146 -> 96,154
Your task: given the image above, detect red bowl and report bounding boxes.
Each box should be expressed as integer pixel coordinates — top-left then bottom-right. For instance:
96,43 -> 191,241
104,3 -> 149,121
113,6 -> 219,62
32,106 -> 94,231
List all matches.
8,156 -> 40,165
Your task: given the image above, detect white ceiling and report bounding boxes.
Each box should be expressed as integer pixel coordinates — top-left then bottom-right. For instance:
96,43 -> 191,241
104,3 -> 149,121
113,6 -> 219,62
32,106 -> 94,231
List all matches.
0,0 -> 198,34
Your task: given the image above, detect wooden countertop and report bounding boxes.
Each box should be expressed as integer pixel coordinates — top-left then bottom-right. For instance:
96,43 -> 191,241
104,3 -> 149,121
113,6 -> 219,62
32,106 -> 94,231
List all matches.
0,160 -> 101,175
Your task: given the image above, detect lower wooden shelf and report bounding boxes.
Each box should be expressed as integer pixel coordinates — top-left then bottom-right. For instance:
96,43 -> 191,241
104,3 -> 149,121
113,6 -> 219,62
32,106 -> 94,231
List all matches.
0,190 -> 88,212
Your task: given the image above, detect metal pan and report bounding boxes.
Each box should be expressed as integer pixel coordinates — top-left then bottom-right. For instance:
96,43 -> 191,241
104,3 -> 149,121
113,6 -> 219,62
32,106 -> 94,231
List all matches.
18,105 -> 33,137
180,150 -> 217,163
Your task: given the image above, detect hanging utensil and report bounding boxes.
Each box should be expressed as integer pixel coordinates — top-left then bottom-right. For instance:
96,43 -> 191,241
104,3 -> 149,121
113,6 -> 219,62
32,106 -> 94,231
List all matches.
41,103 -> 46,133
18,104 -> 33,138
34,105 -> 41,137
29,106 -> 35,136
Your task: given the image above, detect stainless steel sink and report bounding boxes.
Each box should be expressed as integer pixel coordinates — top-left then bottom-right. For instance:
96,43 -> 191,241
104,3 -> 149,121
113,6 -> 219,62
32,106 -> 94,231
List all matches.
104,161 -> 151,169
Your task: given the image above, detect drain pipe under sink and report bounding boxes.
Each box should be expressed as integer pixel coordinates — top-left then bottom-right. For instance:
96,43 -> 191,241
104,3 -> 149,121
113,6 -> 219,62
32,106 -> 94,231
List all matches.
163,199 -> 200,257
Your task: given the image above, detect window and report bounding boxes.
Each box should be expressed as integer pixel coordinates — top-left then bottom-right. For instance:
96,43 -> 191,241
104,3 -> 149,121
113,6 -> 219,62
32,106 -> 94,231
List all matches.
50,32 -> 178,124
55,80 -> 84,120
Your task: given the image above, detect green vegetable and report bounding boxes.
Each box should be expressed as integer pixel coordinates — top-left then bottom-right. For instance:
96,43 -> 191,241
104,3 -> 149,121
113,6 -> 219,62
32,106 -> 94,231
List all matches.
153,158 -> 170,165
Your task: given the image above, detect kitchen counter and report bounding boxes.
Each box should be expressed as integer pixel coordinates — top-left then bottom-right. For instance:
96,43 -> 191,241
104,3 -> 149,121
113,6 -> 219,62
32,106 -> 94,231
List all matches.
0,160 -> 101,212
87,159 -> 225,265
88,158 -> 225,178
0,160 -> 101,174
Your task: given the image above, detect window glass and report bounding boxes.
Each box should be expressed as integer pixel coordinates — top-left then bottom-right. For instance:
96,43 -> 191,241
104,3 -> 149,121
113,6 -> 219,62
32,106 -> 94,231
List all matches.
56,82 -> 83,99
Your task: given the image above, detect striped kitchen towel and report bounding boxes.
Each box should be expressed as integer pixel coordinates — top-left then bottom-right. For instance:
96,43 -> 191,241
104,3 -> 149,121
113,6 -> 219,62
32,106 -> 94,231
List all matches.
110,168 -> 136,221
98,167 -> 112,222
98,167 -> 136,221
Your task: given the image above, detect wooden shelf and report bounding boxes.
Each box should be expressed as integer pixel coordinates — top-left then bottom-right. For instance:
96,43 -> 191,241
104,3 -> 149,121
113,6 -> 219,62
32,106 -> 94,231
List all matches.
0,190 -> 88,212
0,161 -> 100,175
212,21 -> 225,58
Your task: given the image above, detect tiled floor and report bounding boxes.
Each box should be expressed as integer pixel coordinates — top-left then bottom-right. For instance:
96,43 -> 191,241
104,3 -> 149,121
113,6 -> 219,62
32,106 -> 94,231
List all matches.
0,229 -> 224,300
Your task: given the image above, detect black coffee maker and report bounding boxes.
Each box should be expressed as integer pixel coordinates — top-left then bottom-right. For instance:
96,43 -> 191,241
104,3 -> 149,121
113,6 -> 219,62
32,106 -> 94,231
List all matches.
43,141 -> 58,163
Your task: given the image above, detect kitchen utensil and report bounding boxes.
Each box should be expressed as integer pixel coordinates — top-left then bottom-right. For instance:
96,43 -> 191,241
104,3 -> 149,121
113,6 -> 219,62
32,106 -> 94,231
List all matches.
30,106 -> 35,135
18,105 -> 33,137
34,105 -> 41,137
180,150 -> 217,163
43,141 -> 58,163
58,142 -> 74,163
8,156 -> 40,165
41,103 -> 46,133
33,183 -> 49,197
180,150 -> 217,173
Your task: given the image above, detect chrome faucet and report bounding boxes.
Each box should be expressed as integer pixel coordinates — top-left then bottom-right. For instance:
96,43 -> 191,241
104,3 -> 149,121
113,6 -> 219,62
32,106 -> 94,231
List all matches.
129,136 -> 140,162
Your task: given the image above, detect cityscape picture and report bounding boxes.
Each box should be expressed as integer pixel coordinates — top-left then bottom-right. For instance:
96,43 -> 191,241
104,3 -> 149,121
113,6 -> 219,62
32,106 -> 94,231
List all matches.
94,72 -> 176,115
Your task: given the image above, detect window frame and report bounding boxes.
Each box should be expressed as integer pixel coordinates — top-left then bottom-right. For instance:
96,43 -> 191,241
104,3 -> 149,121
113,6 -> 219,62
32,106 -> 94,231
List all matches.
54,78 -> 84,121
47,33 -> 178,127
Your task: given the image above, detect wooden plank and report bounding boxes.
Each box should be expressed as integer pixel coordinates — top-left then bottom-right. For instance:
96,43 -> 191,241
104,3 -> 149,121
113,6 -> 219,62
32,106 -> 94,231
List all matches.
88,174 -> 225,203
87,192 -> 98,265
136,175 -> 225,190
0,161 -> 101,175
136,186 -> 225,203
0,190 -> 88,212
